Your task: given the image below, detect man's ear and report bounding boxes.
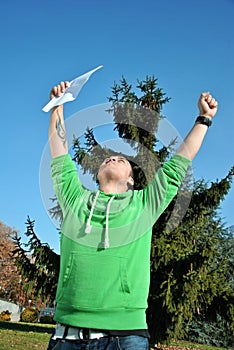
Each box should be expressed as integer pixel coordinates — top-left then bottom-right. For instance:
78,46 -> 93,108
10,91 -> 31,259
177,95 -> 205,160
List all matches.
127,176 -> 134,188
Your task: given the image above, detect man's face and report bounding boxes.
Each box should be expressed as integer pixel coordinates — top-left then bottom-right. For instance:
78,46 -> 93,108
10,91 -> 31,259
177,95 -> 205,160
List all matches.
97,156 -> 134,187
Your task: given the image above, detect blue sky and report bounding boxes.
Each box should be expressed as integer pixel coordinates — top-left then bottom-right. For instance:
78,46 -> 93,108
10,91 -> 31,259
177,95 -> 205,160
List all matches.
1,0 -> 233,253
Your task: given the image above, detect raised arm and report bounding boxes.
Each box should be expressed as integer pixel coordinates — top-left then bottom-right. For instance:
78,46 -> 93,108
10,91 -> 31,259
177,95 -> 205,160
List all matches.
48,81 -> 70,158
176,92 -> 218,160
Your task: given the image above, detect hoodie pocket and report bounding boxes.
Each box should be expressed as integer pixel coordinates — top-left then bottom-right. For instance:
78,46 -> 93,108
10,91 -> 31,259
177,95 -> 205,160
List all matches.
57,252 -> 130,309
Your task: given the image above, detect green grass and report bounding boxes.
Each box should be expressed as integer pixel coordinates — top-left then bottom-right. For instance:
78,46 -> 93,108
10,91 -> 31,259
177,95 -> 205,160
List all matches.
166,340 -> 229,350
0,321 -> 230,350
0,321 -> 54,350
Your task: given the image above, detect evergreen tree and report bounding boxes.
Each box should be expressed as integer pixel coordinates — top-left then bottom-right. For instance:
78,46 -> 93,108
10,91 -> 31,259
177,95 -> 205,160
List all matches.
12,217 -> 60,304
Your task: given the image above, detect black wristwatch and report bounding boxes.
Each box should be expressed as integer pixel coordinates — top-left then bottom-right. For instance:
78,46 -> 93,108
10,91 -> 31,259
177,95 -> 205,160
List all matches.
195,116 -> 212,127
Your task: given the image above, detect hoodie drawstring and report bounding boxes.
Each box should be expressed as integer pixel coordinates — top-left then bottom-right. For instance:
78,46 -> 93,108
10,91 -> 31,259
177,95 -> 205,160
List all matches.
103,196 -> 115,249
85,190 -> 100,234
85,191 -> 115,249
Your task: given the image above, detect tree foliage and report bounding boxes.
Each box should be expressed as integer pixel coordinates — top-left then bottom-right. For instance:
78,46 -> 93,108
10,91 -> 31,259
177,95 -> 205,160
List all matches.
0,221 -> 26,304
12,217 -> 60,304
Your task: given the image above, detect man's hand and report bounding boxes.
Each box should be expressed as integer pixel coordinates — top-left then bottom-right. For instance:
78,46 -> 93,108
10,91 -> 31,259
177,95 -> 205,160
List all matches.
198,92 -> 218,119
50,81 -> 70,100
177,91 -> 219,160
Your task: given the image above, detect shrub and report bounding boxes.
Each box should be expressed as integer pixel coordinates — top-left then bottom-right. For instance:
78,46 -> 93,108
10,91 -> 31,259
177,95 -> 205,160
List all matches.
0,310 -> 11,321
20,307 -> 39,323
185,313 -> 234,348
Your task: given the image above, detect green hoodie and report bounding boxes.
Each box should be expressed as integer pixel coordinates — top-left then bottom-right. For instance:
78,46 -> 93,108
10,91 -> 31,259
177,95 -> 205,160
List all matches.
51,153 -> 191,330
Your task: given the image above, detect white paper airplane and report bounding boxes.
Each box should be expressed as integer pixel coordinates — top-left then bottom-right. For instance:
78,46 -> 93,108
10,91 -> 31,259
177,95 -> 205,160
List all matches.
42,65 -> 103,112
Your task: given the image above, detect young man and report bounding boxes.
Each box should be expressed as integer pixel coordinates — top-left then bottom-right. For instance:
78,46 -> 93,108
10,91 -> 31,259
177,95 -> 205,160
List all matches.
47,81 -> 218,350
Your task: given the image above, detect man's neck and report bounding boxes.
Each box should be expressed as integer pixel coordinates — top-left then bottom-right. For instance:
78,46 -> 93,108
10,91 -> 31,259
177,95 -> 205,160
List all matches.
99,180 -> 128,194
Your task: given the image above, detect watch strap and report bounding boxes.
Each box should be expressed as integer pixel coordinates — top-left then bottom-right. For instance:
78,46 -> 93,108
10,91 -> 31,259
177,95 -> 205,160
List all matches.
195,116 -> 212,127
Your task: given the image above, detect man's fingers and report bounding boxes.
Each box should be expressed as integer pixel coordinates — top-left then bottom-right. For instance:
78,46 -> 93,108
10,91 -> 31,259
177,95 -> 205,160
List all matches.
206,95 -> 212,103
50,81 -> 70,99
205,96 -> 218,108
200,92 -> 210,99
209,99 -> 218,109
201,92 -> 218,107
59,81 -> 69,93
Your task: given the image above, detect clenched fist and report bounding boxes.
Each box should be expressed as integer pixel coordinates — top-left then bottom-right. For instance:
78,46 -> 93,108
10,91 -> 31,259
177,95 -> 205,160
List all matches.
198,92 -> 218,119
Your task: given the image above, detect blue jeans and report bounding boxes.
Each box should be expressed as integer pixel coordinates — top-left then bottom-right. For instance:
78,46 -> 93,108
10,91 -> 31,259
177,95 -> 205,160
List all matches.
47,335 -> 149,350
